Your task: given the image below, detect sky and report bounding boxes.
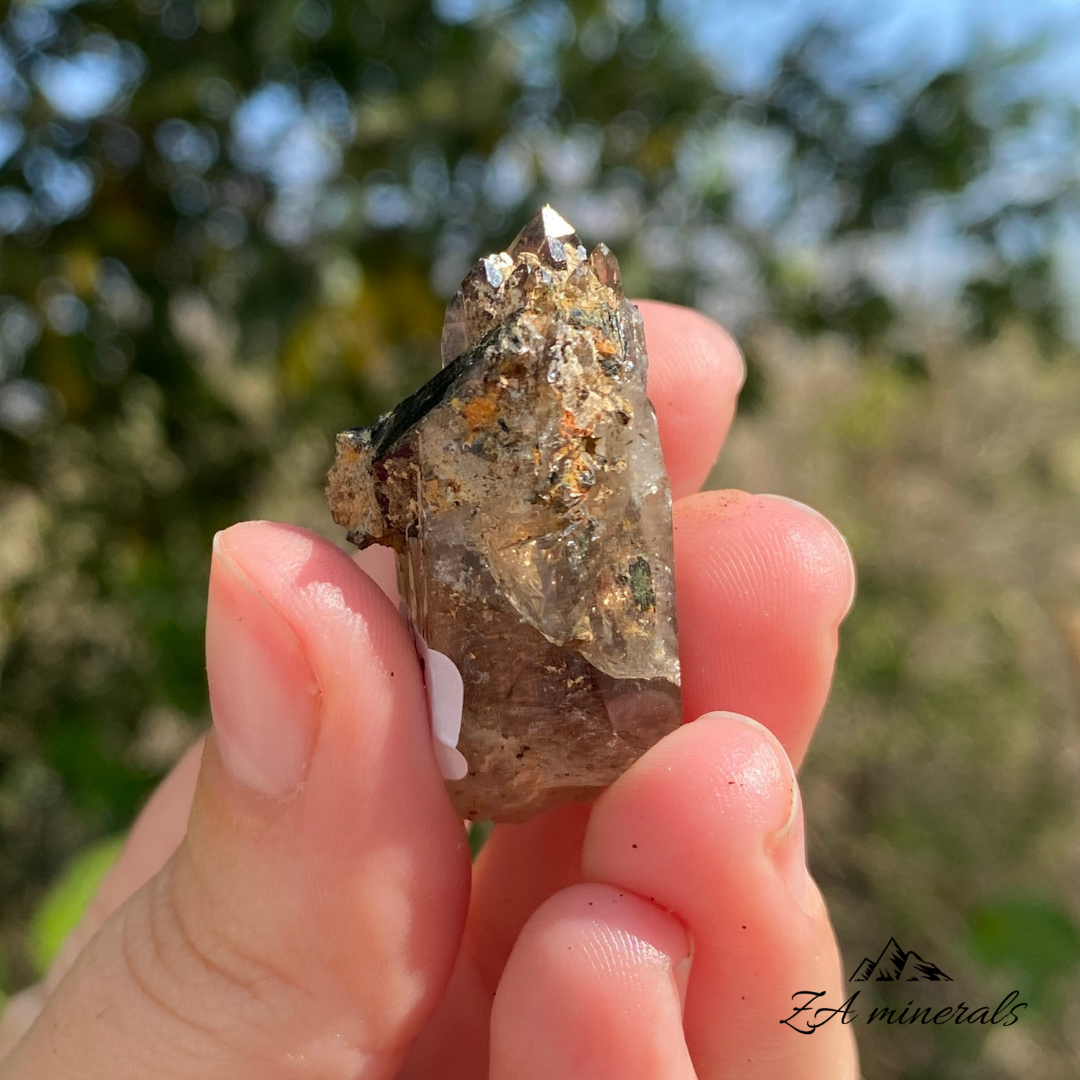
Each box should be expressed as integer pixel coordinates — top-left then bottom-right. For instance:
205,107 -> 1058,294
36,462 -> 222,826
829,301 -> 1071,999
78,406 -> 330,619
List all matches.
661,0 -> 1080,335
671,0 -> 1080,98
2,0 -> 1080,342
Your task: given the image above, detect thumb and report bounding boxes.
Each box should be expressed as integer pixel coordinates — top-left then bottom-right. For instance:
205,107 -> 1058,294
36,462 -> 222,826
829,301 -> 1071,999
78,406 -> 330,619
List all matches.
2,522 -> 471,1080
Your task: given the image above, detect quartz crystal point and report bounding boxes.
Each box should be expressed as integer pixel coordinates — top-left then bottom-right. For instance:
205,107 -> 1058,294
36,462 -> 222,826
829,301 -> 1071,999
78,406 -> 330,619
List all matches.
327,206 -> 681,822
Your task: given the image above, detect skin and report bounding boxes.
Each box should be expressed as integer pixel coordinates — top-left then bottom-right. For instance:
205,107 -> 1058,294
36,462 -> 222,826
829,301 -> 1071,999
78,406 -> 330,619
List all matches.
0,302 -> 859,1079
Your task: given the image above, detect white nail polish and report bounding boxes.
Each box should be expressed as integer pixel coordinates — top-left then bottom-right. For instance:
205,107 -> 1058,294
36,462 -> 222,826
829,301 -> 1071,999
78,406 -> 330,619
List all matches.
426,649 -> 468,781
405,615 -> 468,781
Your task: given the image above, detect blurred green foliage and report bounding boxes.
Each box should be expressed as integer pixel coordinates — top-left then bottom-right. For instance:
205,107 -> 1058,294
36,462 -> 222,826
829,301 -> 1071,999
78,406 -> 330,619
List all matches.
27,833 -> 122,976
1,0 -> 1079,1075
969,897 -> 1080,1014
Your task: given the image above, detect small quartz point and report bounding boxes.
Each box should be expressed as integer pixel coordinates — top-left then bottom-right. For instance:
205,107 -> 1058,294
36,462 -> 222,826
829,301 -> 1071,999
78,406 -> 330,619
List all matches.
327,206 -> 681,822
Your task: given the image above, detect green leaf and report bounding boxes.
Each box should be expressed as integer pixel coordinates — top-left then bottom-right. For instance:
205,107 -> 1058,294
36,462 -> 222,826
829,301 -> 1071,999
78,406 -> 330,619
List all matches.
468,820 -> 494,861
29,836 -> 126,977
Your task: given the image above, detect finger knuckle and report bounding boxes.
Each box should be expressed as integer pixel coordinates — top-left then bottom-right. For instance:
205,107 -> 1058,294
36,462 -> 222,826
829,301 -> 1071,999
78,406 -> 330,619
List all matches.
119,864 -> 304,1059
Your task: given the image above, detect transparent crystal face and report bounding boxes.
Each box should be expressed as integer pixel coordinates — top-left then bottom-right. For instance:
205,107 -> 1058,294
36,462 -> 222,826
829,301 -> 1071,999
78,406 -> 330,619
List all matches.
414,215 -> 680,683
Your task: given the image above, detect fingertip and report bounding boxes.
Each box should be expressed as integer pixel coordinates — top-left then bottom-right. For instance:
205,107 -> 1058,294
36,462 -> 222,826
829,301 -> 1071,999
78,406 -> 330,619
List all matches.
676,490 -> 854,622
583,713 -> 799,901
212,521 -> 416,710
637,299 -> 745,393
580,713 -> 855,1080
215,520 -> 394,619
673,490 -> 855,763
468,802 -> 592,990
756,494 -> 857,621
215,519 -> 319,582
491,883 -> 695,1080
352,543 -> 401,604
510,883 -> 692,988
636,300 -> 745,498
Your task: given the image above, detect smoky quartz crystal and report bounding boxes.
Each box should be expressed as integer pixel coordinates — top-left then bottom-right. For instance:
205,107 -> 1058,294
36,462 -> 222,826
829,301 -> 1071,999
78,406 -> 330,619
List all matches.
327,206 -> 681,822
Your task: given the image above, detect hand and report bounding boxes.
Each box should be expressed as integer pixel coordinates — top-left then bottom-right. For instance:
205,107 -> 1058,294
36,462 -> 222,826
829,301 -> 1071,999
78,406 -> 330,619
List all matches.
0,303 -> 858,1079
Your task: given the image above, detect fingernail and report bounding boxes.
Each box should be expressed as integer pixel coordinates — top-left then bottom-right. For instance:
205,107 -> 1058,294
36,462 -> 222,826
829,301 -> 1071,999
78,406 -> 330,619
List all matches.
426,649 -> 468,782
672,933 -> 694,1013
757,492 -> 833,527
405,617 -> 469,782
206,531 -> 320,797
757,493 -> 858,616
698,709 -> 774,738
769,773 -> 815,915
701,711 -> 815,915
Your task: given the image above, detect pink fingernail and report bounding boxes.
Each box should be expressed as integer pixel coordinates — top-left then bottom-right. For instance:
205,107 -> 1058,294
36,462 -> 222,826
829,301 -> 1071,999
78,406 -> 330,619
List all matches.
769,769 -> 815,916
672,934 -> 694,1013
703,711 -> 816,915
205,531 -> 320,798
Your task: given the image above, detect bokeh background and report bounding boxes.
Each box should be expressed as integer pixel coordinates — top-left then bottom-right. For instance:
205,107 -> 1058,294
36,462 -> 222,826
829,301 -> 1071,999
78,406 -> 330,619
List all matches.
1,0 -> 1079,1074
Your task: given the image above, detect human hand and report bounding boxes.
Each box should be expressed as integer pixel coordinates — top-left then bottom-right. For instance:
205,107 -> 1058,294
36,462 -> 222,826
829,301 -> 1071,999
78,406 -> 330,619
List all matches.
0,303 -> 858,1079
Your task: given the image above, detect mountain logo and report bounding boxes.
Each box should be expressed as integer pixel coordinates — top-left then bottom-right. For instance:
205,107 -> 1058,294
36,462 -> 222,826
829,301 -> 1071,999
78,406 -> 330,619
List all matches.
849,938 -> 953,982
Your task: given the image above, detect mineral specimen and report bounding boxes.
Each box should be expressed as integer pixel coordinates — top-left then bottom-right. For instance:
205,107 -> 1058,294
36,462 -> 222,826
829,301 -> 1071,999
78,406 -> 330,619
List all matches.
327,206 -> 680,822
